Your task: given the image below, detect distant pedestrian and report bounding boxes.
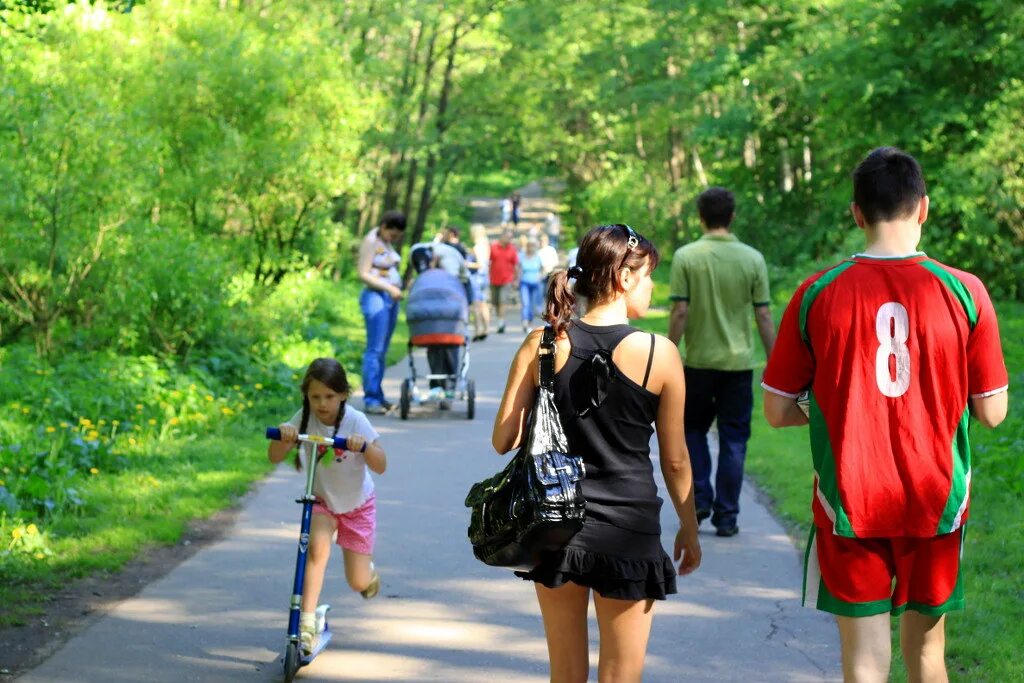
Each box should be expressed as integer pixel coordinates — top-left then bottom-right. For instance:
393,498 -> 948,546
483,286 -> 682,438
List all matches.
493,223 -> 701,683
268,358 -> 388,655
357,210 -> 406,414
470,224 -> 492,341
763,147 -> 1008,682
511,192 -> 522,226
489,229 -> 518,334
544,211 -> 562,249
500,197 -> 513,226
668,187 -> 775,536
518,239 -> 544,332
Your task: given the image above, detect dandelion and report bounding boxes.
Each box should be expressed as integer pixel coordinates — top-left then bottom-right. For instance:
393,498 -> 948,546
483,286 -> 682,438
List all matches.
148,418 -> 157,426
135,404 -> 143,411
46,426 -> 56,433
205,395 -> 214,402
87,430 -> 99,440
22,407 -> 30,414
255,383 -> 264,390
221,407 -> 234,416
12,527 -> 23,540
26,524 -> 38,535
170,417 -> 180,426
111,420 -> 120,426
128,438 -> 137,446
34,552 -> 45,560
79,416 -> 90,425
60,421 -> 69,428
90,467 -> 99,475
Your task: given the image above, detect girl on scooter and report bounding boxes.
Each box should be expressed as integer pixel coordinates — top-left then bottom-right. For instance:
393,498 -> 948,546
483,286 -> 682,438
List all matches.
268,357 -> 388,655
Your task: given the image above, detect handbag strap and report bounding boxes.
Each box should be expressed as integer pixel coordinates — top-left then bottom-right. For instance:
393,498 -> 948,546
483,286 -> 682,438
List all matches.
538,324 -> 556,390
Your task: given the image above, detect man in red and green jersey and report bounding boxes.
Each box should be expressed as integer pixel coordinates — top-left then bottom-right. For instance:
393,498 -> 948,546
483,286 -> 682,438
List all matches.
763,147 -> 1008,683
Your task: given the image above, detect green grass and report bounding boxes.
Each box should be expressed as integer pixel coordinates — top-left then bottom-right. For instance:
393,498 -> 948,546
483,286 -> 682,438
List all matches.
0,275 -> 408,627
636,295 -> 1024,682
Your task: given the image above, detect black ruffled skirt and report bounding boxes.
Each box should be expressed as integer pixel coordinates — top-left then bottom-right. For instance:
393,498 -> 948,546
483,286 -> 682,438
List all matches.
516,519 -> 677,601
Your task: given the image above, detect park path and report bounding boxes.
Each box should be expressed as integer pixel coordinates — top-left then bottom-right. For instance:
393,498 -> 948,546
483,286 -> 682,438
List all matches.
17,190 -> 841,682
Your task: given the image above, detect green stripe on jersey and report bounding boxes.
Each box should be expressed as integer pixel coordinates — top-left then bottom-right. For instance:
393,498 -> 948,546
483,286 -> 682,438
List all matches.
808,393 -> 854,535
799,261 -> 856,344
936,408 -> 972,534
918,260 -> 978,329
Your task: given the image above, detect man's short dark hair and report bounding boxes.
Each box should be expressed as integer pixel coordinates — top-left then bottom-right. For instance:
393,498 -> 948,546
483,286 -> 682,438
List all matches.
444,225 -> 462,240
852,147 -> 926,225
380,210 -> 406,231
696,187 -> 735,229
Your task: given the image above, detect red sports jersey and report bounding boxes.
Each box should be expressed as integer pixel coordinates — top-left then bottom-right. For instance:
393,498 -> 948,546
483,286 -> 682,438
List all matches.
763,254 -> 1008,538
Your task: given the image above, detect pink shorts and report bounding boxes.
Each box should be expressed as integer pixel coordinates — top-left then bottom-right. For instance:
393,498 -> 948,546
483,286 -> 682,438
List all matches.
312,495 -> 376,556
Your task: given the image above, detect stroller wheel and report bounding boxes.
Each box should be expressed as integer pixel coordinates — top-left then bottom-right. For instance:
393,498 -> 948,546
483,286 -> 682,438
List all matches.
466,379 -> 475,420
400,379 -> 412,420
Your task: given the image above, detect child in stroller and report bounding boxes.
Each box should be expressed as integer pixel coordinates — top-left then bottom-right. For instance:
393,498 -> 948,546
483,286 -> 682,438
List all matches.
400,244 -> 476,418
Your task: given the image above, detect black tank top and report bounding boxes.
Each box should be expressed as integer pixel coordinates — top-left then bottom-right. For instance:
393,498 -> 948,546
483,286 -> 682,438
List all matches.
555,320 -> 662,534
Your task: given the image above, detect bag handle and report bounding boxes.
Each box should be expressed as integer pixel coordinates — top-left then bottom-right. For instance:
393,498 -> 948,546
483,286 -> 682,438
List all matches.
538,324 -> 556,390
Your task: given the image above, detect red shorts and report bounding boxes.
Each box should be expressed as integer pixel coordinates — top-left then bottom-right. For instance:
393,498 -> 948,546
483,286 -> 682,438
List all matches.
313,495 -> 376,556
803,526 -> 965,617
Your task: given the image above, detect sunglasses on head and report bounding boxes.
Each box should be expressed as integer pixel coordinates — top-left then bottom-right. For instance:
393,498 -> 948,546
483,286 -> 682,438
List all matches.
611,224 -> 641,250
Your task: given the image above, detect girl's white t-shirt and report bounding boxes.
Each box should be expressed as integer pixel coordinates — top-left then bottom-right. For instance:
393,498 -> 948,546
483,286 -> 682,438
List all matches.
286,404 -> 380,514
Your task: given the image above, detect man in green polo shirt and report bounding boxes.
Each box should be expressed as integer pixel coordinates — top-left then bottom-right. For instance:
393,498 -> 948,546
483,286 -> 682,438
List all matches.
668,187 -> 776,536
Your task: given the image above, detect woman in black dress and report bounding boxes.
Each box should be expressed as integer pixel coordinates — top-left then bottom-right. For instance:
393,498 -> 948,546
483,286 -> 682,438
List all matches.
492,224 -> 702,683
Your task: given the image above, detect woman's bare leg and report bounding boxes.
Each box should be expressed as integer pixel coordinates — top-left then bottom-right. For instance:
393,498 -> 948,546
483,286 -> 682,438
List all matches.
535,582 -> 590,683
592,593 -> 654,683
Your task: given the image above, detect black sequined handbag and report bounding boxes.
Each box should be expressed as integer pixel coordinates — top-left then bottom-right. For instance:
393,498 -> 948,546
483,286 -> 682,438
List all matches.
465,324 -> 586,570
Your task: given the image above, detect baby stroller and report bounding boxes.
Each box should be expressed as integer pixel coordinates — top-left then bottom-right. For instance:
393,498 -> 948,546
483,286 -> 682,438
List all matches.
400,245 -> 476,420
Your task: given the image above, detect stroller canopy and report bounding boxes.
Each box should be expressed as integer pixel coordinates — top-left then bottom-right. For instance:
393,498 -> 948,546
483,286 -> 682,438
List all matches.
406,268 -> 468,345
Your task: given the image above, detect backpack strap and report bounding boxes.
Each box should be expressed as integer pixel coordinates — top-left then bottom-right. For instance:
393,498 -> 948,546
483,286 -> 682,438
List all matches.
539,324 -> 556,390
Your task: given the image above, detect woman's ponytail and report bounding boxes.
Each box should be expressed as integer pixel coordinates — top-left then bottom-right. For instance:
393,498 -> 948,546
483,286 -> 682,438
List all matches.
544,269 -> 576,337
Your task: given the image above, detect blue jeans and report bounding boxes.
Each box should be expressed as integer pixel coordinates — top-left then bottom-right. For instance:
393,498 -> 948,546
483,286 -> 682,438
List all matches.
360,288 -> 399,407
683,367 -> 754,530
519,281 -> 542,323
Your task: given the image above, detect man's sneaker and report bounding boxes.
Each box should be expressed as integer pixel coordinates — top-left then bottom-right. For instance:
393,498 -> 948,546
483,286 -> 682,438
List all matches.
361,570 -> 381,599
715,525 -> 739,538
696,508 -> 711,526
497,322 -> 506,334
364,403 -> 388,415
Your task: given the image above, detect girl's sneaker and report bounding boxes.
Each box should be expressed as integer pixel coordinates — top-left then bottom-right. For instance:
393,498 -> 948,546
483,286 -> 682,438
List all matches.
360,570 -> 381,600
299,613 -> 318,654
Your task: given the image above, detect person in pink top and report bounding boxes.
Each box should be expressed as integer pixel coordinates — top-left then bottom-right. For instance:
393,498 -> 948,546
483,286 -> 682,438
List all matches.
489,229 -> 519,334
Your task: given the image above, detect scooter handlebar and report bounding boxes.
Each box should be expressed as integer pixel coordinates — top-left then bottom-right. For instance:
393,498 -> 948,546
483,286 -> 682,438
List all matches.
265,427 -> 366,452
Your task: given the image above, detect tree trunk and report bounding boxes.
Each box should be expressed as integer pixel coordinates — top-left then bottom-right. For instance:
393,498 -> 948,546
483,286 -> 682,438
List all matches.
402,20 -> 439,219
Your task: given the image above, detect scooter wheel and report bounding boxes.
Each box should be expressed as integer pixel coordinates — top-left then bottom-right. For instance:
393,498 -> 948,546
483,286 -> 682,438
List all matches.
284,641 -> 300,683
466,379 -> 475,420
400,378 -> 411,420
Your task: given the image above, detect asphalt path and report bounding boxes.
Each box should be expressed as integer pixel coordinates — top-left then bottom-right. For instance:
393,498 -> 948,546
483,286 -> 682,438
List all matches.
19,324 -> 841,682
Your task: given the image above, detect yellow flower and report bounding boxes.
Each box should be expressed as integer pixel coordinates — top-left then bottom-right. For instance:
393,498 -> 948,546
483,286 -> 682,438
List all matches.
26,524 -> 38,535
79,416 -> 90,425
111,420 -> 120,426
90,467 -> 99,475
135,404 -> 143,411
221,407 -> 234,416
46,426 -> 56,433
128,438 -> 137,446
98,419 -> 106,426
148,418 -> 157,426
205,395 -> 214,402
60,421 -> 69,428
34,552 -> 45,560
169,417 -> 179,426
87,430 -> 99,440
12,527 -> 23,540
254,383 -> 264,390
22,407 -> 30,414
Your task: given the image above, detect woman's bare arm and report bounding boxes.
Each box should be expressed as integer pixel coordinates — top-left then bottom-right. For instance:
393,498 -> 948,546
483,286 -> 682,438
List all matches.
491,329 -> 543,454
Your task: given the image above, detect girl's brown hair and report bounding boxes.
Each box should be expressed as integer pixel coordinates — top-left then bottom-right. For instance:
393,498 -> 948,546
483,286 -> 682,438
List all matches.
295,358 -> 351,470
544,224 -> 660,336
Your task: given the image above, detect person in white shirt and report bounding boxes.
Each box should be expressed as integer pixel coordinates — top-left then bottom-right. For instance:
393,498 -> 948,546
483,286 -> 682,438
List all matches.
268,358 -> 389,655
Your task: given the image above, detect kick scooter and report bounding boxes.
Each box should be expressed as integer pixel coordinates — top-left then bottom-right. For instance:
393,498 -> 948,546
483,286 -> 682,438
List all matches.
265,427 -> 366,682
